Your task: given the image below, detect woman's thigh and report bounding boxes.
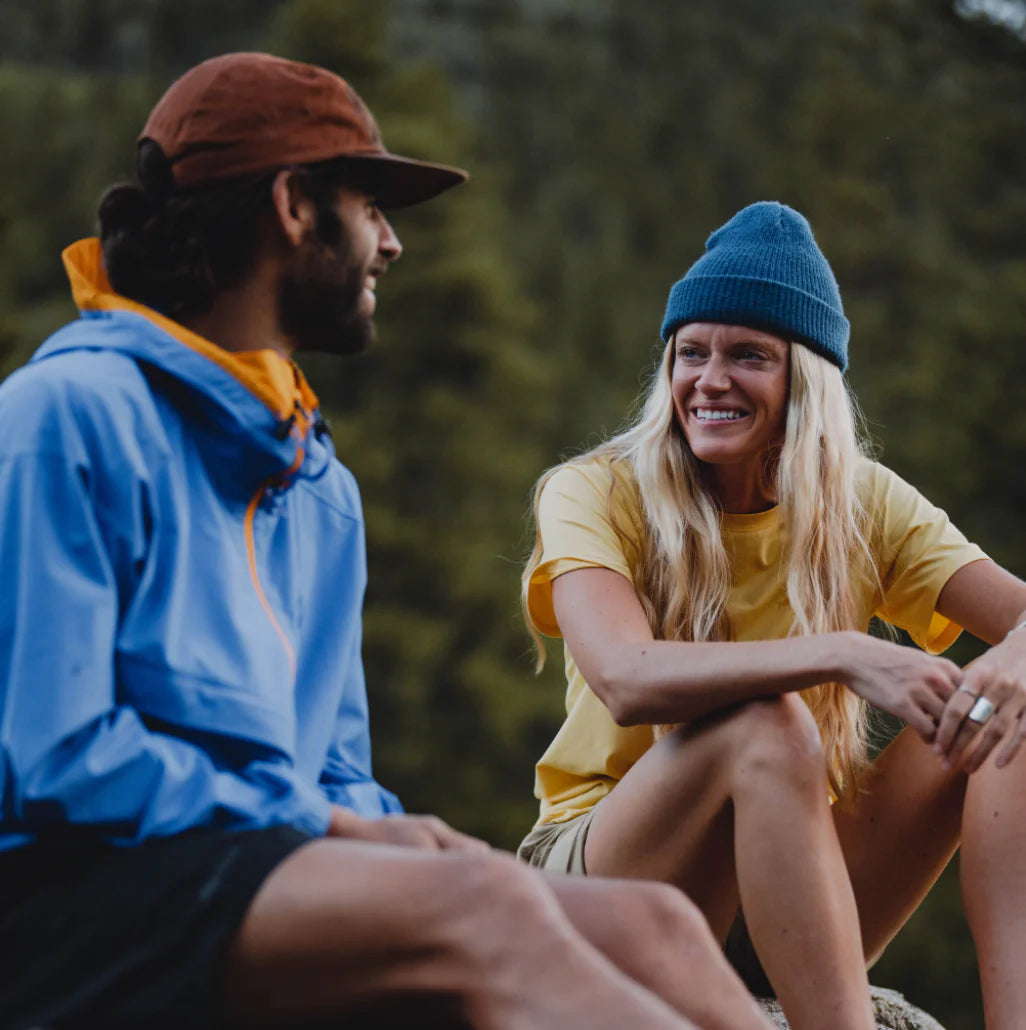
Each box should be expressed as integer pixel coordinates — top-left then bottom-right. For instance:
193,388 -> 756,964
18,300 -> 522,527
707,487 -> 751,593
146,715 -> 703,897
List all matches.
833,726 -> 967,962
583,695 -> 827,941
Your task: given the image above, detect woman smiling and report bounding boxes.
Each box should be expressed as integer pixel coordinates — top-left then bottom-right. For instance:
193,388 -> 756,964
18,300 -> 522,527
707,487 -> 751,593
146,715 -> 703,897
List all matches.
517,202 -> 1026,1030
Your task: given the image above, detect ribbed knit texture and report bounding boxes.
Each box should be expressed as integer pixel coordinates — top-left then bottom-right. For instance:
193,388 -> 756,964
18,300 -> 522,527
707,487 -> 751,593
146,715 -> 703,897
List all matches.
660,202 -> 850,372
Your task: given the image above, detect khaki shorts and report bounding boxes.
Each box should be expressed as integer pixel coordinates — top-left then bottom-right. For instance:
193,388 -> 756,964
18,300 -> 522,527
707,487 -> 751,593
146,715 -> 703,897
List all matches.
516,809 -> 595,874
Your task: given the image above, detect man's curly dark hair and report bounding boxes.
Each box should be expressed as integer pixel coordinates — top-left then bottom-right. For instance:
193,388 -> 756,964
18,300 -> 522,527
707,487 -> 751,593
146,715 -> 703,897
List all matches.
99,142 -> 362,322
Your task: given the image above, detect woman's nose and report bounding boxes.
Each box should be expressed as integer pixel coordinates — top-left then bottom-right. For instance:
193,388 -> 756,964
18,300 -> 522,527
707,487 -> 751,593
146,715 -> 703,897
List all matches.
696,356 -> 730,392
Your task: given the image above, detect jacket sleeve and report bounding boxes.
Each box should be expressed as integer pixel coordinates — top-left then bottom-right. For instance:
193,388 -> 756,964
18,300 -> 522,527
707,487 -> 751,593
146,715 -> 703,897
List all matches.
316,617 -> 403,817
0,443 -> 332,842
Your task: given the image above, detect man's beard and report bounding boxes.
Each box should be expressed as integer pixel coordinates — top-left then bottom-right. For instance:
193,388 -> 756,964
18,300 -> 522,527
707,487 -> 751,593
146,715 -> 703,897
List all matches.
278,217 -> 375,356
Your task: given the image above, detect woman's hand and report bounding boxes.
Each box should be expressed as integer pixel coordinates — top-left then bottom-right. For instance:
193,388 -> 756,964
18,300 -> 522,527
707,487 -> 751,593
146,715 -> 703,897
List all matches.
836,631 -> 962,741
932,628 -> 1026,773
327,807 -> 491,852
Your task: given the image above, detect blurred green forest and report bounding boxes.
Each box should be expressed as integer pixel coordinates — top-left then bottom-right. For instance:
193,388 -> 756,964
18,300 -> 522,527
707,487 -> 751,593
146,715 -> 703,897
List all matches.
3,0 -> 1026,1024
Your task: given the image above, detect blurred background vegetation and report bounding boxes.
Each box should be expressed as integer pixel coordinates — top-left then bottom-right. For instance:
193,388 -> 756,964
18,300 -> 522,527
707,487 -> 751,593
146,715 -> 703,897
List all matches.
3,0 -> 1026,1023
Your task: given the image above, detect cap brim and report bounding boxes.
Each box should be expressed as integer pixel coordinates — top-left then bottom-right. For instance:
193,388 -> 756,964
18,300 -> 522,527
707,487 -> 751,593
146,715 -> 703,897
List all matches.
344,153 -> 468,209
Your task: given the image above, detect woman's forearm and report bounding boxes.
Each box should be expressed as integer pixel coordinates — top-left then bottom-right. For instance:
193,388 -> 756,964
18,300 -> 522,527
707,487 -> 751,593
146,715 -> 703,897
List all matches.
589,634 -> 854,725
554,565 -> 960,734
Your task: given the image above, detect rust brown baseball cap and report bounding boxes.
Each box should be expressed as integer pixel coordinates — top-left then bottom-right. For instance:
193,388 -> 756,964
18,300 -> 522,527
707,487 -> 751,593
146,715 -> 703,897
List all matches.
140,52 -> 468,208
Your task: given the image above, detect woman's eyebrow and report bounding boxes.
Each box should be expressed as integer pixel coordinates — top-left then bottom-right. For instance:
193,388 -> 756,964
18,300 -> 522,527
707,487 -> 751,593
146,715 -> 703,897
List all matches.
731,337 -> 783,351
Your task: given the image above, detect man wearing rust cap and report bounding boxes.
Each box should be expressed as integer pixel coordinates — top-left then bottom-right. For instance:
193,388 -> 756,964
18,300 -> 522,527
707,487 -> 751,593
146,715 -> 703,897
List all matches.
0,53 -> 772,1030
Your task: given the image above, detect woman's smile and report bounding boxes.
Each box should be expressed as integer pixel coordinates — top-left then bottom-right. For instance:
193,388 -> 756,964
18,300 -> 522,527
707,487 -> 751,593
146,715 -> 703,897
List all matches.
671,322 -> 790,510
691,406 -> 750,423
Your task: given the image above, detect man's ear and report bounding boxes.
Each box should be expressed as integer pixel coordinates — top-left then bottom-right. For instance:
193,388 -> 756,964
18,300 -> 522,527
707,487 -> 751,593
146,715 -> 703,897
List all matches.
270,169 -> 316,247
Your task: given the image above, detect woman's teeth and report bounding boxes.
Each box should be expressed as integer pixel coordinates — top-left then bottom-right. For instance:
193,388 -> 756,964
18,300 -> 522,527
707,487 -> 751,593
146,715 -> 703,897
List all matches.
695,409 -> 745,422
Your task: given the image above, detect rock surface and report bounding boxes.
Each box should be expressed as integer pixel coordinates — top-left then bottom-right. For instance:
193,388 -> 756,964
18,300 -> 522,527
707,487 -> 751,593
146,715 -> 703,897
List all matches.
758,986 -> 947,1030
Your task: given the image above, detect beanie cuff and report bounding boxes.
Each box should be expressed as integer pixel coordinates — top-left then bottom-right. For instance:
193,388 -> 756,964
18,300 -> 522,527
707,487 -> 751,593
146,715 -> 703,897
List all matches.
660,274 -> 850,372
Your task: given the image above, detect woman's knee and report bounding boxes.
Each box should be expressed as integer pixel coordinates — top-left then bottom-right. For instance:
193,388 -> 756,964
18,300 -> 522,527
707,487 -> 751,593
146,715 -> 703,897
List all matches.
722,695 -> 826,792
645,695 -> 826,812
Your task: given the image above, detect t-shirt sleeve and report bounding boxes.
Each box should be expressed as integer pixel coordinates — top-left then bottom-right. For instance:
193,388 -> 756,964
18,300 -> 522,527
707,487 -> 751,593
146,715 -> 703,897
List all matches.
526,463 -> 636,637
868,464 -> 988,653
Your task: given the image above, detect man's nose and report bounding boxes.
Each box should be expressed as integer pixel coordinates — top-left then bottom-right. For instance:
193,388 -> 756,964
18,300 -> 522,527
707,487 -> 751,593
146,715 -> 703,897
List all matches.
379,216 -> 402,262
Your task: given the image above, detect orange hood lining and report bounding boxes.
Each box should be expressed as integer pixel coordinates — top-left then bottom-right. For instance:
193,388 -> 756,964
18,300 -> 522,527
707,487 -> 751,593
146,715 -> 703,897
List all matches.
62,238 -> 320,423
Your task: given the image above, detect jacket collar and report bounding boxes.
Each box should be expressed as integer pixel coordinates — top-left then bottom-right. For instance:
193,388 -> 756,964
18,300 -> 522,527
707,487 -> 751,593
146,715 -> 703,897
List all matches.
61,237 -> 320,431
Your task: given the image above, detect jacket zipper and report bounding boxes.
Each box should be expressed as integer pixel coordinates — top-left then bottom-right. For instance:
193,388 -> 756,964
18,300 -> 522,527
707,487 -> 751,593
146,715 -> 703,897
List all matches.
243,449 -> 304,684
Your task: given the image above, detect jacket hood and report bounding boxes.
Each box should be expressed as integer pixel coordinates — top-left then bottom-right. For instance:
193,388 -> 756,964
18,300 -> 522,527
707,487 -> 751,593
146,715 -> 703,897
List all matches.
37,238 -> 332,481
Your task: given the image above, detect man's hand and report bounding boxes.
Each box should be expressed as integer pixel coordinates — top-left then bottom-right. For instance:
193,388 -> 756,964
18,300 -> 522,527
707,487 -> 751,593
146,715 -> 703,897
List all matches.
933,626 -> 1026,773
327,807 -> 491,852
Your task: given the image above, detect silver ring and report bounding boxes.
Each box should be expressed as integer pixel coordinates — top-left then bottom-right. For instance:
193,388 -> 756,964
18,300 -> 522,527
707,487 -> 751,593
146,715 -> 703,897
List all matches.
967,696 -> 995,726
956,683 -> 980,699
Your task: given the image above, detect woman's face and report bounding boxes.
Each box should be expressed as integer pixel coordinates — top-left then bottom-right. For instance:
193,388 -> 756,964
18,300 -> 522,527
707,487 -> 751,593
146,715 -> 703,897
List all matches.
670,322 -> 790,490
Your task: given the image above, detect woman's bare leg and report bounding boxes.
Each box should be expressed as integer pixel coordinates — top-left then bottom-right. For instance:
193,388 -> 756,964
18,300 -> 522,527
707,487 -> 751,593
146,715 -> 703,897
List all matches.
831,726 -> 965,963
834,723 -> 1026,1030
961,748 -> 1026,1030
583,695 -> 874,1030
222,838 -> 717,1030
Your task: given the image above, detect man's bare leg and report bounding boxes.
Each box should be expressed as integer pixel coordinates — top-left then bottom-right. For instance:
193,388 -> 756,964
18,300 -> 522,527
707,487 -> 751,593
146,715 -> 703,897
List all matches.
545,873 -> 773,1030
222,838 -> 718,1030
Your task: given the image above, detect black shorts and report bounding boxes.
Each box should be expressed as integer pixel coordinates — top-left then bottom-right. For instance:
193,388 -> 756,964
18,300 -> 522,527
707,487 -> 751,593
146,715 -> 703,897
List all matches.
0,825 -> 312,1030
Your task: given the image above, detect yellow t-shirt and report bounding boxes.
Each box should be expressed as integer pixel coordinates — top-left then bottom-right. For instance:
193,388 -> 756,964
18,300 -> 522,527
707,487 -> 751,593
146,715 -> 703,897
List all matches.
526,455 -> 989,825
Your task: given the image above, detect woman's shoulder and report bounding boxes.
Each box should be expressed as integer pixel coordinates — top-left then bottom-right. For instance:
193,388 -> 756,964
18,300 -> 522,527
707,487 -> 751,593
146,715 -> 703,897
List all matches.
854,456 -> 933,510
545,452 -> 641,511
854,455 -> 887,497
854,456 -> 962,562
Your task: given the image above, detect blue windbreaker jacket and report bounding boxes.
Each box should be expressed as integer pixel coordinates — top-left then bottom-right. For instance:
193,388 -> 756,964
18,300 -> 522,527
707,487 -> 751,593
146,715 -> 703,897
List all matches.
0,239 -> 401,850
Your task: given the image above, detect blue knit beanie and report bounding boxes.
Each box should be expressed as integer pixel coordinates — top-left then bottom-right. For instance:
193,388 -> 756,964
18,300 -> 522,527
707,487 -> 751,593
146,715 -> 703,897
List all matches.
660,202 -> 850,372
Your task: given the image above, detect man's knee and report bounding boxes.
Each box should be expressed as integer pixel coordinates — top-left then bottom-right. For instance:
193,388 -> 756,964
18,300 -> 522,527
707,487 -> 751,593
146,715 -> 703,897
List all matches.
444,851 -> 569,955
612,879 -> 719,956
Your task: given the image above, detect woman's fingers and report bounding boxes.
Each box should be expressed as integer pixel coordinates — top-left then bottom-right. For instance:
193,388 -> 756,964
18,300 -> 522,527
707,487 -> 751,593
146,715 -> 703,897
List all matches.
933,663 -> 1026,772
962,698 -> 1019,773
932,657 -> 963,695
857,637 -> 1026,774
917,683 -> 950,723
897,659 -> 961,743
933,684 -> 979,758
995,708 -> 1026,768
901,704 -> 940,742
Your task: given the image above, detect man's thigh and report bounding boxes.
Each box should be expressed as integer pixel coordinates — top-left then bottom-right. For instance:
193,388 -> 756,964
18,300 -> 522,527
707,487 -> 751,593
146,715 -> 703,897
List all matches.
0,825 -> 311,1030
222,838 -> 513,1026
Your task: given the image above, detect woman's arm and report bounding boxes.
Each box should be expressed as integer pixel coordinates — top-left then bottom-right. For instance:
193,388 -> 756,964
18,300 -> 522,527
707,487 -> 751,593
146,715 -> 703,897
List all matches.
552,565 -> 961,736
935,559 -> 1026,645
933,559 -> 1026,771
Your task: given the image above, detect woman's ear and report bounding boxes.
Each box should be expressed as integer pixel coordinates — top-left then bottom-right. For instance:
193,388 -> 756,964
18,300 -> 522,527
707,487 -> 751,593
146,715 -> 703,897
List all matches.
270,169 -> 316,247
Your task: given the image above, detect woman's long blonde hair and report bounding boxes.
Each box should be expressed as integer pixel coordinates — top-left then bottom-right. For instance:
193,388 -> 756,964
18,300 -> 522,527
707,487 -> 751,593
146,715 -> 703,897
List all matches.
522,340 -> 877,803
